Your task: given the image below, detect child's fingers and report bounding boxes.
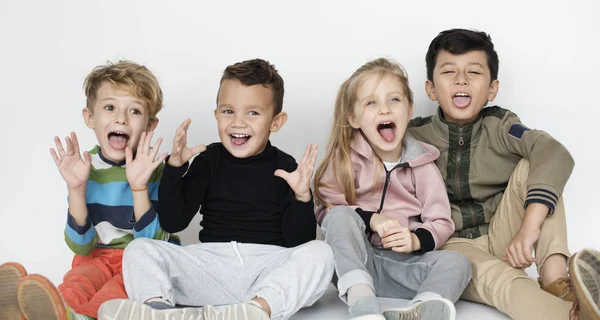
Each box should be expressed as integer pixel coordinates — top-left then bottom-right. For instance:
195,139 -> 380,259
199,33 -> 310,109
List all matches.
144,131 -> 154,155
54,137 -> 66,158
190,144 -> 207,156
309,144 -> 319,167
151,137 -> 163,158
299,144 -> 312,165
70,132 -> 81,156
65,136 -> 74,156
137,132 -> 147,155
381,225 -> 406,238
126,146 -> 133,164
274,169 -> 290,182
83,151 -> 92,166
175,119 -> 191,137
50,148 -> 61,165
391,245 -> 411,253
155,152 -> 168,164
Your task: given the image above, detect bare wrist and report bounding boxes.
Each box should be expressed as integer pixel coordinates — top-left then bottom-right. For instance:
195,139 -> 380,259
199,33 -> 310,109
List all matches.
295,193 -> 311,203
411,233 -> 421,251
68,186 -> 86,196
167,157 -> 182,167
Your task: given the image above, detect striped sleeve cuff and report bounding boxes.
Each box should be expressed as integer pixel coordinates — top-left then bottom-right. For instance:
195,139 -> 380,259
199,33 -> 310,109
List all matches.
524,188 -> 558,215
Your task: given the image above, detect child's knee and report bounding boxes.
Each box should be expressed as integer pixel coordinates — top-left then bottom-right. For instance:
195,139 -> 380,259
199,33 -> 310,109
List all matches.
438,250 -> 472,278
322,206 -> 362,230
123,238 -> 155,260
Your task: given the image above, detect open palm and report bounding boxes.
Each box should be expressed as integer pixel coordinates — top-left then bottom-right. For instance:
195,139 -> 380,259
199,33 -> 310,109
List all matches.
50,132 -> 91,192
169,119 -> 206,167
126,131 -> 168,190
274,144 -> 318,202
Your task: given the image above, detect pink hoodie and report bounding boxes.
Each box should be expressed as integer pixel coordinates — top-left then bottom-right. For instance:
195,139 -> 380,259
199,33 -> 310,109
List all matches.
316,133 -> 454,250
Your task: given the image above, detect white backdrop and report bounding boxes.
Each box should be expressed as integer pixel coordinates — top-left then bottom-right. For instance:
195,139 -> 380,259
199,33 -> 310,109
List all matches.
1,0 -> 599,285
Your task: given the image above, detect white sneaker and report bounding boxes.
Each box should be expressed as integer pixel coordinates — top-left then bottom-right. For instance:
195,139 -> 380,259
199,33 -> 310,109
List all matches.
383,297 -> 456,320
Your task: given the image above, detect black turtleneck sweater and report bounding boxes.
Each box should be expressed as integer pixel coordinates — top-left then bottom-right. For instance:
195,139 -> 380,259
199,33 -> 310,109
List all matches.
158,141 -> 316,247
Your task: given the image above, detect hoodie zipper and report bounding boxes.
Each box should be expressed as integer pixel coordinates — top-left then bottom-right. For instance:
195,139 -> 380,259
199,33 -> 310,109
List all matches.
377,163 -> 409,213
456,127 -> 464,201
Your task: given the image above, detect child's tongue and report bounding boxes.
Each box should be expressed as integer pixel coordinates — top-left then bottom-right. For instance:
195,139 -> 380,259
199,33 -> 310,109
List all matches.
379,128 -> 395,142
453,96 -> 471,108
232,136 -> 249,146
109,135 -> 128,150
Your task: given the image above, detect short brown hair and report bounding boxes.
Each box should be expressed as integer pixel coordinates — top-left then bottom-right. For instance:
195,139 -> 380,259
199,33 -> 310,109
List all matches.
84,60 -> 163,119
219,59 -> 284,114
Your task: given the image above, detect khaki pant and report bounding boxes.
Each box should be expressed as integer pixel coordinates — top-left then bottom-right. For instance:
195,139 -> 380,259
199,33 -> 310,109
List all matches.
442,160 -> 573,320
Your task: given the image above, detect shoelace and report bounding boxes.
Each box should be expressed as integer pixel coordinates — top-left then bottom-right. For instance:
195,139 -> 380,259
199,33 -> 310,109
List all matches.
568,279 -> 581,320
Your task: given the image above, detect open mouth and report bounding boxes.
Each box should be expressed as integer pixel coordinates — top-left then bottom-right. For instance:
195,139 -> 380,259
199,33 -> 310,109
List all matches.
453,93 -> 471,108
108,131 -> 130,151
377,121 -> 396,142
230,133 -> 251,146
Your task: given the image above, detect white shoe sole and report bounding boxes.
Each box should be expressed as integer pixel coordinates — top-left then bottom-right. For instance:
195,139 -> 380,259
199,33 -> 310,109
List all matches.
383,298 -> 456,320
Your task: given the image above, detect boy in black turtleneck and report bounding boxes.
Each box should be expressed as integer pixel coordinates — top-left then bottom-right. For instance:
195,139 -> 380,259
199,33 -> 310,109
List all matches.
98,59 -> 334,320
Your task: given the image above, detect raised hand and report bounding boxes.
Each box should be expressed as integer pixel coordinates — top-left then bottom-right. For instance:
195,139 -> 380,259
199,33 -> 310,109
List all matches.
168,119 -> 206,167
274,144 -> 318,202
50,132 -> 91,192
126,131 -> 168,190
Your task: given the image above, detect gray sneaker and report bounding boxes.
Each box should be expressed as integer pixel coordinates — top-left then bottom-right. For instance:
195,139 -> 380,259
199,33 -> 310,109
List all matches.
98,299 -> 202,320
383,297 -> 456,320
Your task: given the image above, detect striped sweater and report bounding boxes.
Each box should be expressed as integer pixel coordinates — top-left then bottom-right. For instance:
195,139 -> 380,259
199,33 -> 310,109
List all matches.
64,146 -> 177,256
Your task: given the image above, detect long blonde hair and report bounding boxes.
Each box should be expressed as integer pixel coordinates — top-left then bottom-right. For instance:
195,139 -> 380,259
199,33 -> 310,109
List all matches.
313,58 -> 414,208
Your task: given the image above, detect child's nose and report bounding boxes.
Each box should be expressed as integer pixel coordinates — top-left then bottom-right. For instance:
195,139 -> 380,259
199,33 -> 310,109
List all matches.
231,114 -> 247,127
455,72 -> 468,85
115,111 -> 128,125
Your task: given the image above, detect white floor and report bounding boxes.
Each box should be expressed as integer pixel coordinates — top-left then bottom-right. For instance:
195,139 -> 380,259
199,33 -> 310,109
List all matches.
291,284 -> 509,320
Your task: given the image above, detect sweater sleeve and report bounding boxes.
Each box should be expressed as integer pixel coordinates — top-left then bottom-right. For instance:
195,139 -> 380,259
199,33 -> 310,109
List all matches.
412,163 -> 455,251
496,112 -> 574,215
64,212 -> 98,256
158,154 -> 211,233
314,159 -> 374,232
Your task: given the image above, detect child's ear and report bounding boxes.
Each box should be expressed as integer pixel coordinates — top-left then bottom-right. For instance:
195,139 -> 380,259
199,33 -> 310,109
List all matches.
408,104 -> 414,119
82,107 -> 95,128
487,80 -> 500,102
146,118 -> 159,132
347,114 -> 360,129
425,80 -> 437,101
270,112 -> 288,133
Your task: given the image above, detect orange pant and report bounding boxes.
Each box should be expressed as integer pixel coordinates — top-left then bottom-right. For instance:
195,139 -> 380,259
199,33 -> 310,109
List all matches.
58,248 -> 127,319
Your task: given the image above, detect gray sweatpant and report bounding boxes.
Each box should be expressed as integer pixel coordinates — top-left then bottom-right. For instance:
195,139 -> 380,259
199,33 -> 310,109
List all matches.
322,206 -> 471,304
122,238 -> 334,320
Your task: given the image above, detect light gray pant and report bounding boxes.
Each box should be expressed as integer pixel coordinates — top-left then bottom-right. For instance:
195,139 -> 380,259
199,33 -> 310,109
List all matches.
322,206 -> 471,304
122,238 -> 334,320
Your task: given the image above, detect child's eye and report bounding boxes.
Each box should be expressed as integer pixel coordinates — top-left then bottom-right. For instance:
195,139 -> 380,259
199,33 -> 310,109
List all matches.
104,104 -> 115,111
222,109 -> 233,114
366,100 -> 376,106
441,71 -> 455,74
469,71 -> 481,75
247,111 -> 259,116
129,108 -> 142,115
390,97 -> 401,102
